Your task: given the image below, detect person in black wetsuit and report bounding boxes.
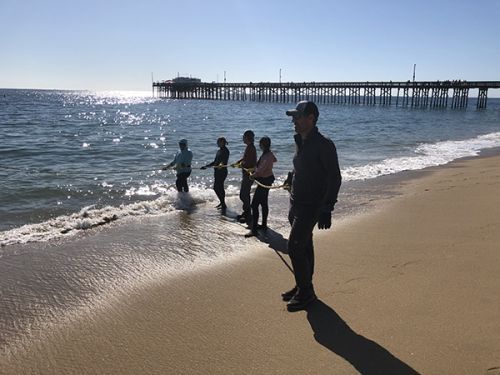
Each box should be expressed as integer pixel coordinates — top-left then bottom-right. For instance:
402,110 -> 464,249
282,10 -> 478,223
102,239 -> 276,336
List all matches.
233,130 -> 257,224
201,137 -> 230,211
282,100 -> 342,312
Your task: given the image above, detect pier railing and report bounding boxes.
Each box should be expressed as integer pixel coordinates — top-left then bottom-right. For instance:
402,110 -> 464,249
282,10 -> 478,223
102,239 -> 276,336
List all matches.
153,80 -> 500,109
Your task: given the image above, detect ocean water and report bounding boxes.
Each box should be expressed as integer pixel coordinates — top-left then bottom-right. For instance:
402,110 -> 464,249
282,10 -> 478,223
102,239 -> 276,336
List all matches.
1,88 -> 500,360
1,88 -> 500,245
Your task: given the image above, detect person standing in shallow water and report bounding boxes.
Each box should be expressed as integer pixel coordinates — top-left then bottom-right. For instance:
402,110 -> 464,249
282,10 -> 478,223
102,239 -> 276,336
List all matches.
233,130 -> 257,224
282,100 -> 342,312
201,137 -> 230,211
245,136 -> 276,237
163,139 -> 193,192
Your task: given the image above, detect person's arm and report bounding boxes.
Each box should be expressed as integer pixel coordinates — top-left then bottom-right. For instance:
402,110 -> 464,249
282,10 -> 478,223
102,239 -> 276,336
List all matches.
184,150 -> 193,167
202,150 -> 219,169
234,145 -> 248,167
242,145 -> 257,168
214,148 -> 230,169
231,148 -> 243,167
222,147 -> 230,165
204,155 -> 216,169
318,140 -> 342,229
163,153 -> 177,170
283,171 -> 294,191
253,153 -> 274,178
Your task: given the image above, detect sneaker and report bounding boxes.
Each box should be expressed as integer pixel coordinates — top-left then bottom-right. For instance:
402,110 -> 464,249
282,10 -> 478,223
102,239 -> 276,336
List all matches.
281,286 -> 298,302
286,292 -> 317,312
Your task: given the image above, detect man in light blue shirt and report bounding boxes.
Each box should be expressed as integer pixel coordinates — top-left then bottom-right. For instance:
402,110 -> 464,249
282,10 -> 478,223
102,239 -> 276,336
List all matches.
164,139 -> 193,192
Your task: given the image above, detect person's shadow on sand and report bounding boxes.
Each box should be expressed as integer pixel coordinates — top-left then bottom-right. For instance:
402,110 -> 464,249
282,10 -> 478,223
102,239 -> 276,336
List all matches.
256,227 -> 419,373
306,300 -> 420,374
256,227 -> 288,254
254,228 -> 296,274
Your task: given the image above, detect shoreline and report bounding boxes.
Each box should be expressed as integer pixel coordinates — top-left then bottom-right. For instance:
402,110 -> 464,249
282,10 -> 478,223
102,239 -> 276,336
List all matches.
3,138 -> 500,246
1,152 -> 500,374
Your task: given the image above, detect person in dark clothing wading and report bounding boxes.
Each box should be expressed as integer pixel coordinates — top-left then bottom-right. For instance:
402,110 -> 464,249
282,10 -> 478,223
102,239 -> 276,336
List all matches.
245,136 -> 277,237
233,130 -> 257,225
201,137 -> 230,212
282,100 -> 342,312
163,138 -> 193,193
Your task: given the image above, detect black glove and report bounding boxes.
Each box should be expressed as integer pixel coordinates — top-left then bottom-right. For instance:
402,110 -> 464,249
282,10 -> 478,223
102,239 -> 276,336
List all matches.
318,211 -> 332,230
283,171 -> 293,191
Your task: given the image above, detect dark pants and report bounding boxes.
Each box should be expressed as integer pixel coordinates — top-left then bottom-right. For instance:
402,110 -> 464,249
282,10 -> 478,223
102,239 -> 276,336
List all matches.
214,169 -> 227,206
239,172 -> 254,218
251,175 -> 274,230
288,204 -> 319,293
176,171 -> 191,192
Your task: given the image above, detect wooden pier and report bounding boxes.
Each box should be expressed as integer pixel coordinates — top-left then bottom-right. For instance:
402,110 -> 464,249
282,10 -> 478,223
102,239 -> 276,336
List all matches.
153,80 -> 500,109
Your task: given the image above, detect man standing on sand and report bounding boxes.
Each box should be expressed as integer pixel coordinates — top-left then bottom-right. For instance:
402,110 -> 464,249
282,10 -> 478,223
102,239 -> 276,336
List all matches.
283,101 -> 342,312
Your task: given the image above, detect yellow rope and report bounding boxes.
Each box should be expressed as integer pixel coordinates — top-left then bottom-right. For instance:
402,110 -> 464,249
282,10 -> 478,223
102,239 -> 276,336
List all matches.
213,163 -> 230,169
253,179 -> 289,190
168,162 -> 290,190
231,163 -> 288,190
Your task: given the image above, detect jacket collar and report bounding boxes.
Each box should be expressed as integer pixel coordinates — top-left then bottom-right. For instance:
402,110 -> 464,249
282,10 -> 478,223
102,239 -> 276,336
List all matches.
294,126 -> 319,147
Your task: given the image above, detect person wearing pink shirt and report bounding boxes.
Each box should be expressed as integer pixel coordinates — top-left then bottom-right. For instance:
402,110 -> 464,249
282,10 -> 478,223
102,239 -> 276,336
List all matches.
245,136 -> 277,237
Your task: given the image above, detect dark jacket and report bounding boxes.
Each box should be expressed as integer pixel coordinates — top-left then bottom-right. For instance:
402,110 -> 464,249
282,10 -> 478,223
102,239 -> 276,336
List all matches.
291,127 -> 342,211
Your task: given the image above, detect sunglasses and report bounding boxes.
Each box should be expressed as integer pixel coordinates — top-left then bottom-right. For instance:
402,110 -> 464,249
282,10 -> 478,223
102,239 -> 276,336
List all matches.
292,113 -> 308,119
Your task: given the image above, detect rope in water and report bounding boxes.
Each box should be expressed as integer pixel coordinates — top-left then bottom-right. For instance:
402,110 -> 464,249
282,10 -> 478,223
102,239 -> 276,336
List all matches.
1,162 -> 290,189
0,165 -> 163,176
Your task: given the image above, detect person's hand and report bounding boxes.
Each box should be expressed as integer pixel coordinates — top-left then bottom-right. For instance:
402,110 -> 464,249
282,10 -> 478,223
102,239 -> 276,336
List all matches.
283,172 -> 293,192
200,166 -> 207,170
318,211 -> 332,230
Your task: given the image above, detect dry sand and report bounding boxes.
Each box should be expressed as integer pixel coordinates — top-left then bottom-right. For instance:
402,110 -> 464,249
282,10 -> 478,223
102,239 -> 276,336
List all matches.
1,154 -> 500,374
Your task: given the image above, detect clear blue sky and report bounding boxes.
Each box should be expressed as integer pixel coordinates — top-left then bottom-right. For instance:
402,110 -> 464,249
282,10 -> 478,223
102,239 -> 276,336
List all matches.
1,0 -> 499,91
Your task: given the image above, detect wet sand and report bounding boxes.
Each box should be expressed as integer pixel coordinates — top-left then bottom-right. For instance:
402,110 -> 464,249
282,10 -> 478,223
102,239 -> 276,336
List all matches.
1,153 -> 500,374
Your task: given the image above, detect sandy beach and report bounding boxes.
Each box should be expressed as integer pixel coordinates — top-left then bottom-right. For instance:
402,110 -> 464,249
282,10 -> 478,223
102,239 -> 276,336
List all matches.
2,152 -> 500,374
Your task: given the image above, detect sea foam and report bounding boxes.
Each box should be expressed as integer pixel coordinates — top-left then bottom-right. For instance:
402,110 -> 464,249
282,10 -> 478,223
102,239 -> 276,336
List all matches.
0,188 -> 212,247
342,132 -> 500,181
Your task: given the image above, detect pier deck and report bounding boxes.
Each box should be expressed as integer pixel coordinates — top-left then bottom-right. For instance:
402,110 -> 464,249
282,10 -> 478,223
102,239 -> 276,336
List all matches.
153,80 -> 500,109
